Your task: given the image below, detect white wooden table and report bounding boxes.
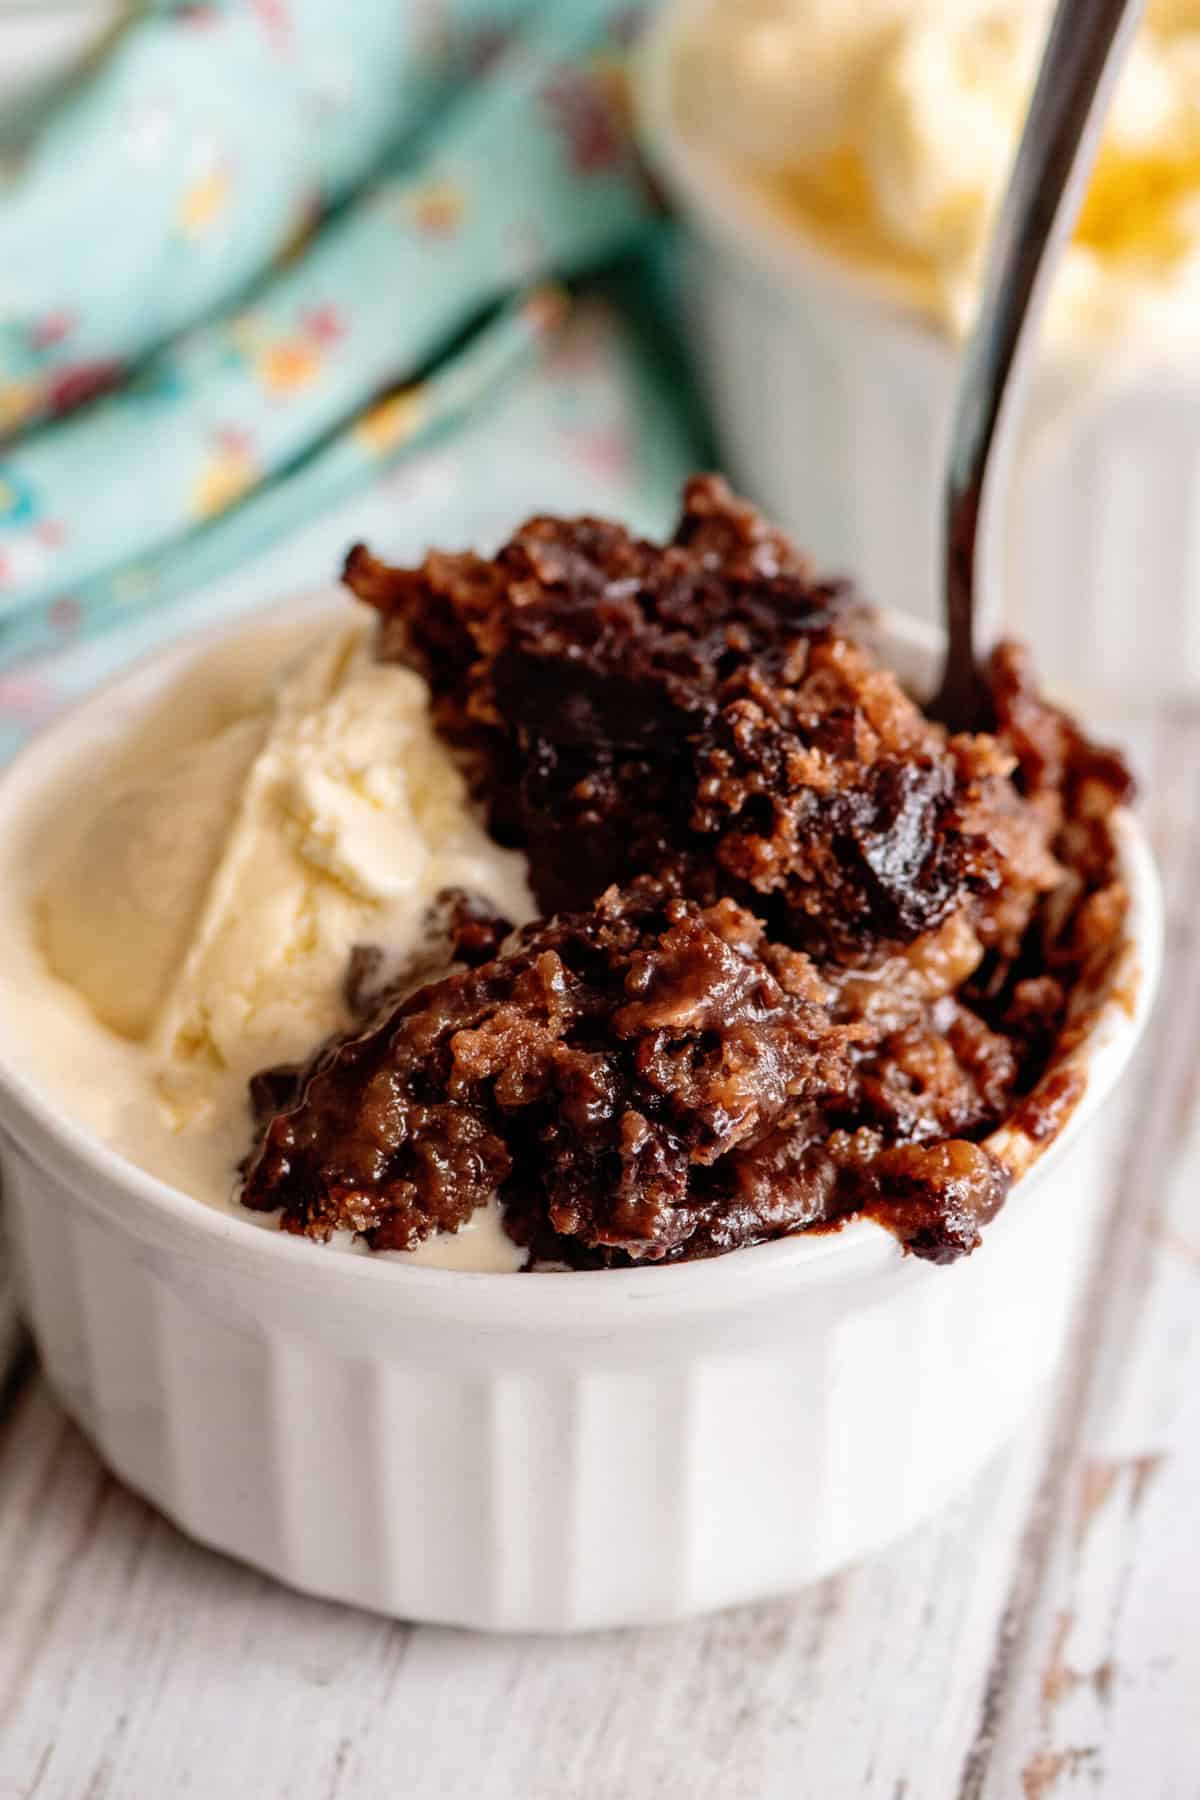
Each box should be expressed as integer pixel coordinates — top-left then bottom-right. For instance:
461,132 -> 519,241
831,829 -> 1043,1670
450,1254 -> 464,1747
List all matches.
1,708 -> 1197,1800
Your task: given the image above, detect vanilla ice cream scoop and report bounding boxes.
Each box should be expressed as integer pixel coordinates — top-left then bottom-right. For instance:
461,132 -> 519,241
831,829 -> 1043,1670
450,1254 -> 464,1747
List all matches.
150,621 -> 534,1117
41,711 -> 267,1039
673,0 -> 1200,337
40,610 -> 534,1161
671,0 -> 912,167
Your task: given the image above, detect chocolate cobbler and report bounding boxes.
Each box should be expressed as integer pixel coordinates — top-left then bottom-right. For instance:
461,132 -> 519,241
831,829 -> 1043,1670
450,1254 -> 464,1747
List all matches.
240,477 -> 1132,1266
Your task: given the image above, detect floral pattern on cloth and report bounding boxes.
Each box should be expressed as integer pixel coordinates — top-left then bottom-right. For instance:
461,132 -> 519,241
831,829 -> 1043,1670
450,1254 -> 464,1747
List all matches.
0,0 -> 665,671
0,291 -> 701,762
0,0 -> 537,436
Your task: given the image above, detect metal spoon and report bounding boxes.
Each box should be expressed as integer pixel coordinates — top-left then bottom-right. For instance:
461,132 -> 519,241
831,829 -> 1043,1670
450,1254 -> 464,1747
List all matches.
929,0 -> 1146,733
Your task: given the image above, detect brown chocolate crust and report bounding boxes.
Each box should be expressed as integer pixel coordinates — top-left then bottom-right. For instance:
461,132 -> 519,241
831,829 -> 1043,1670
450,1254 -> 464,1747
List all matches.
242,882 -> 858,1257
345,474 -> 1036,952
242,479 -> 1131,1266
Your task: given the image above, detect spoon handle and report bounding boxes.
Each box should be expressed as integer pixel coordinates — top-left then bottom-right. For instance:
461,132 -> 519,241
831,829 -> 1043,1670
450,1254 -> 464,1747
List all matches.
931,0 -> 1145,733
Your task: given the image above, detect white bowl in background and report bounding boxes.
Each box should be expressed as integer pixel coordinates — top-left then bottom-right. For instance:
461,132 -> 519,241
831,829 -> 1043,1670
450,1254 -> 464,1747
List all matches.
638,0 -> 1200,710
0,599 -> 1161,1632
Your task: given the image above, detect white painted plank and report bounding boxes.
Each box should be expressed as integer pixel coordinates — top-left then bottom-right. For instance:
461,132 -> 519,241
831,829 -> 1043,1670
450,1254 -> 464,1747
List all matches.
975,934 -> 1200,1796
964,715 -> 1200,1800
0,1371 -> 1050,1800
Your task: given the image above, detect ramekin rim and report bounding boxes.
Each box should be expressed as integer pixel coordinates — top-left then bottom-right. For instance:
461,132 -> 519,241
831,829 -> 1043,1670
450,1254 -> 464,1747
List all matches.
0,589 -> 1161,1309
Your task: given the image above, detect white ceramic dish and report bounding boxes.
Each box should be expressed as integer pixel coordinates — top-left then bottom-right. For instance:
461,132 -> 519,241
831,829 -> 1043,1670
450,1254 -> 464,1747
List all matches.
0,597 -> 1160,1632
638,0 -> 1200,708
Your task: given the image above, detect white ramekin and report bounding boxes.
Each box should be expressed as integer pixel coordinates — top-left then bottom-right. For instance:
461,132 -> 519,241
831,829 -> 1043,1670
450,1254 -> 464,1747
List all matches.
638,1 -> 1200,709
0,600 -> 1161,1633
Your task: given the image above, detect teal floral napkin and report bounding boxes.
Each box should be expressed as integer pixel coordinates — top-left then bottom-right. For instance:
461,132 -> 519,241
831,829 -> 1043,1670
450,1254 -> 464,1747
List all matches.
0,285 -> 700,759
0,0 -> 536,433
0,0 -> 677,674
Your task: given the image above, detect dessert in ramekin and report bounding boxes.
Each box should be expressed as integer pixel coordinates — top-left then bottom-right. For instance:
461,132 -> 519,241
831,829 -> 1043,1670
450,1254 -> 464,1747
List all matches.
639,0 -> 1200,706
0,481 -> 1160,1630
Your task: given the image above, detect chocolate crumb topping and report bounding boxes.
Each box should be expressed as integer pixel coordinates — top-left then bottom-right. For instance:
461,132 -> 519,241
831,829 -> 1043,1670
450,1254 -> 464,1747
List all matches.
242,478 -> 1132,1266
243,881 -> 858,1256
247,889 -> 515,1131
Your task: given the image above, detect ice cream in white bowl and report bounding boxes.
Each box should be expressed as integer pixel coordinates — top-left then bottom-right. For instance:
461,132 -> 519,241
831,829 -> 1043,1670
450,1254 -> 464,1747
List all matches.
32,602 -> 534,1272
639,0 -> 1200,706
0,560 -> 1160,1631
